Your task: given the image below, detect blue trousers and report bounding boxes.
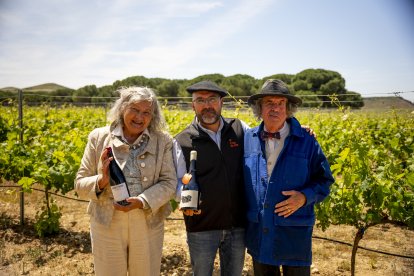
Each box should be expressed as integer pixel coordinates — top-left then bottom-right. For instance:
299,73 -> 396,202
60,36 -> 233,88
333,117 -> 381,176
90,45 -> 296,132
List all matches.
186,228 -> 245,276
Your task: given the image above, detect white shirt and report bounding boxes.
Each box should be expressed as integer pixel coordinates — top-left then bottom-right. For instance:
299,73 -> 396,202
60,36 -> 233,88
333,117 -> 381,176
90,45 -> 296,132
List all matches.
264,122 -> 290,182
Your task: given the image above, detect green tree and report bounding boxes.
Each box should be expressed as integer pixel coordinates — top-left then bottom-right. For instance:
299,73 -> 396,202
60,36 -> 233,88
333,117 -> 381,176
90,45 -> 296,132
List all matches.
292,68 -> 362,108
72,85 -> 98,103
342,91 -> 364,108
51,88 -> 75,103
157,80 -> 179,97
263,73 -> 294,85
97,85 -> 115,102
177,73 -> 226,98
189,74 -> 226,86
295,90 -> 321,108
222,74 -> 257,97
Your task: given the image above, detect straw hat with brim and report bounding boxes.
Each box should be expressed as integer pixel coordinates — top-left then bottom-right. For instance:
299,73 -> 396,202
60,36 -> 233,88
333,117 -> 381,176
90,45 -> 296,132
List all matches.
186,80 -> 228,98
248,79 -> 302,106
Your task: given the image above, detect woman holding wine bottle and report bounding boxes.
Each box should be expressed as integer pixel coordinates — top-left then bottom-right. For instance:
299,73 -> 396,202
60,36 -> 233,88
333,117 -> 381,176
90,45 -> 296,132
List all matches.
75,86 -> 177,276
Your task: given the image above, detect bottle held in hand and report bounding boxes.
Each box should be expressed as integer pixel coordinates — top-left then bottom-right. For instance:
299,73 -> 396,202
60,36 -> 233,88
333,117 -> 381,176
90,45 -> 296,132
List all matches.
106,147 -> 130,206
180,150 -> 200,210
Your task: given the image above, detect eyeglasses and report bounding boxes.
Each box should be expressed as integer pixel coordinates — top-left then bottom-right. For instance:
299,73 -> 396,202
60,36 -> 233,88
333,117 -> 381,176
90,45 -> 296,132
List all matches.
193,96 -> 220,105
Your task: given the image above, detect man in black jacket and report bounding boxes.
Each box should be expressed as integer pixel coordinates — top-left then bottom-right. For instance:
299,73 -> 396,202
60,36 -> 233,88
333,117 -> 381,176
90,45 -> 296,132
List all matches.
173,80 -> 248,276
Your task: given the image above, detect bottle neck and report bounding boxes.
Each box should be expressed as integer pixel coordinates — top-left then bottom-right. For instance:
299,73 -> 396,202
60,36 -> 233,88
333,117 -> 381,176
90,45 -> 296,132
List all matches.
189,159 -> 196,173
107,147 -> 114,158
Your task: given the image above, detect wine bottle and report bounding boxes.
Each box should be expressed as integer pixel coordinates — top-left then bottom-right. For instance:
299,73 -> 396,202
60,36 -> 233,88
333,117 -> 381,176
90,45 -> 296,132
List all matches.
180,150 -> 200,210
106,147 -> 130,206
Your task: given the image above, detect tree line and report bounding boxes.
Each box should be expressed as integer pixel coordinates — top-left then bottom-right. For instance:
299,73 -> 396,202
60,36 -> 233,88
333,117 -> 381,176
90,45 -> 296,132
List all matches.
0,68 -> 364,108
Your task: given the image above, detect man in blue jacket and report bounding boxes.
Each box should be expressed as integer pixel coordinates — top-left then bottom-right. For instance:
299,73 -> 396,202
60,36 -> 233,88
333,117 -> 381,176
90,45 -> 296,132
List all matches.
243,79 -> 334,276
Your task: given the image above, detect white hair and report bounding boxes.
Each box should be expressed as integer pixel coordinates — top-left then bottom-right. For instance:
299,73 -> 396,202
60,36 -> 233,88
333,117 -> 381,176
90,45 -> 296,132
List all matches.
107,86 -> 166,133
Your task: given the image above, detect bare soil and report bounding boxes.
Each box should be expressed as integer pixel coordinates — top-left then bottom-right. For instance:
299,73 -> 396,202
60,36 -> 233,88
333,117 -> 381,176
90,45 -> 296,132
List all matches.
1,185 -> 413,276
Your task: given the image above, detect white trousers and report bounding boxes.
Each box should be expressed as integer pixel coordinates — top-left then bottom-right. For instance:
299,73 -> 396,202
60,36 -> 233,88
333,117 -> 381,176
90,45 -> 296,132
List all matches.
90,209 -> 164,276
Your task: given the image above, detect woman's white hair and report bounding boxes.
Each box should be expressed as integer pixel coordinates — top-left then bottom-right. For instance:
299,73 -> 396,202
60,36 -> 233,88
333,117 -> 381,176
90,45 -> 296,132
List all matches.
107,86 -> 166,133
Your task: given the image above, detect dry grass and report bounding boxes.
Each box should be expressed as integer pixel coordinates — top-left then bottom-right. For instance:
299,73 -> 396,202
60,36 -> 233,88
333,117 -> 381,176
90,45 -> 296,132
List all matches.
1,185 -> 413,275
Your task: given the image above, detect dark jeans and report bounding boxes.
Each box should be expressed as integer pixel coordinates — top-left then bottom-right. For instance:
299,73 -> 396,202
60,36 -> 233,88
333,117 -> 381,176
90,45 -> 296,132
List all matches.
253,260 -> 310,276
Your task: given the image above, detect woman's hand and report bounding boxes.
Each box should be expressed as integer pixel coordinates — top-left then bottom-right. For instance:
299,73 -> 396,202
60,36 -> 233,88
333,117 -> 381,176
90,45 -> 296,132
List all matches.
97,148 -> 112,190
113,197 -> 144,212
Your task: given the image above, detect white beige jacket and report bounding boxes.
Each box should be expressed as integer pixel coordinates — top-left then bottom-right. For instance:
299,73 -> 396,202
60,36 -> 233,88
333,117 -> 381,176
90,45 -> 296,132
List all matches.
75,125 -> 176,227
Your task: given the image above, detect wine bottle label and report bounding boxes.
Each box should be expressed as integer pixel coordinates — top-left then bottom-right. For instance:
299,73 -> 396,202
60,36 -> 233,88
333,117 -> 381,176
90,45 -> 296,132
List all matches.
180,190 -> 199,209
111,182 -> 129,202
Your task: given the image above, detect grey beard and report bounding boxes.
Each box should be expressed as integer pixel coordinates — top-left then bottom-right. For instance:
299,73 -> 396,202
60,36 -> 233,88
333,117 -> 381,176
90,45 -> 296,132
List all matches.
198,113 -> 220,125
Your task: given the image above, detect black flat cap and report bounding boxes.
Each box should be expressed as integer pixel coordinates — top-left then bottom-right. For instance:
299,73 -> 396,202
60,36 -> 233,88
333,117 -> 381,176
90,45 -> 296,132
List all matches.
186,80 -> 228,97
248,79 -> 302,106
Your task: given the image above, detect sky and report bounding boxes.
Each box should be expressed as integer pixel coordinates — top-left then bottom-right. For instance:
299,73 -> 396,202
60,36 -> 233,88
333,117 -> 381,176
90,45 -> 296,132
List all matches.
1,0 -> 413,102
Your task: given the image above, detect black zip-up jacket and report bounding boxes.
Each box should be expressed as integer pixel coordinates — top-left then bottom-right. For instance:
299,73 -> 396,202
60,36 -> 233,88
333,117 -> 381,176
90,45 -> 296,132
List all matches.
175,117 -> 246,232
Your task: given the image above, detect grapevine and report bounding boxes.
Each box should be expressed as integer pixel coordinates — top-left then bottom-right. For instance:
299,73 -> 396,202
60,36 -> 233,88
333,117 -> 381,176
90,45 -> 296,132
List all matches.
0,104 -> 413,276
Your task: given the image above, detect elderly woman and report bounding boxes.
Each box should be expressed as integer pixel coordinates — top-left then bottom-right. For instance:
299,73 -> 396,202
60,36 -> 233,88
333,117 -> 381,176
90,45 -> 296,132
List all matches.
75,86 -> 176,276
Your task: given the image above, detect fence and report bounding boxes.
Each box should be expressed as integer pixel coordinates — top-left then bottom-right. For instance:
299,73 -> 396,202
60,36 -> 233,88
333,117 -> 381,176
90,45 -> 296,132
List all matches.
1,184 -> 413,261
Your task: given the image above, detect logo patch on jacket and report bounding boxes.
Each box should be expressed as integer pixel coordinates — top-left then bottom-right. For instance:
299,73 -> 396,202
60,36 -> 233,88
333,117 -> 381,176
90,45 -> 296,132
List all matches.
228,139 -> 239,148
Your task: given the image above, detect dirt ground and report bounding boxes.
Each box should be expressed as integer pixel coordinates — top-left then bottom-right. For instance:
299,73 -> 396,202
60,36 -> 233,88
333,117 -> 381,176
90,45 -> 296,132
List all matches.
0,186 -> 413,276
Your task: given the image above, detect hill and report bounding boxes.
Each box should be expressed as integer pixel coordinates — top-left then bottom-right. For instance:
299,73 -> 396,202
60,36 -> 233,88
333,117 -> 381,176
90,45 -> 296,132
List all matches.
23,83 -> 70,92
0,87 -> 20,92
362,96 -> 414,110
1,83 -> 71,93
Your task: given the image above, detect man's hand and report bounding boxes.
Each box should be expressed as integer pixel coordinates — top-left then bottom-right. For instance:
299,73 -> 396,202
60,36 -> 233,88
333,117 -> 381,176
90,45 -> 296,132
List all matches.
275,190 -> 306,218
182,173 -> 192,184
302,125 -> 317,138
181,209 -> 202,216
180,173 -> 202,216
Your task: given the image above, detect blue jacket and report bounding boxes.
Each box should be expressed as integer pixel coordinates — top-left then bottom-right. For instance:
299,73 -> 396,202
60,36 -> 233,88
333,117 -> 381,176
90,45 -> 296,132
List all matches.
243,117 -> 334,266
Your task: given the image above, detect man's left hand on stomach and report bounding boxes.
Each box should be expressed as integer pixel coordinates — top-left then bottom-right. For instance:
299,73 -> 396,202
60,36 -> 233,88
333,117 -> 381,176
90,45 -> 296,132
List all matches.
274,190 -> 306,218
